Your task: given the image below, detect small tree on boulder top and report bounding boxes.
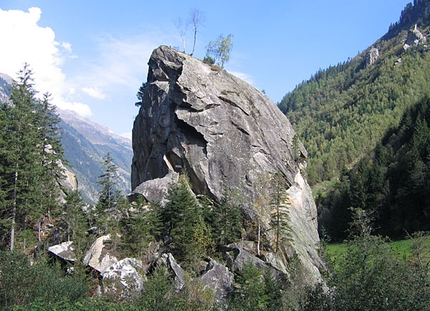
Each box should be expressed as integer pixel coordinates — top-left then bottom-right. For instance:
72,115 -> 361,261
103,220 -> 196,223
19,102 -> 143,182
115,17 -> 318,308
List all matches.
174,8 -> 205,55
205,34 -> 233,68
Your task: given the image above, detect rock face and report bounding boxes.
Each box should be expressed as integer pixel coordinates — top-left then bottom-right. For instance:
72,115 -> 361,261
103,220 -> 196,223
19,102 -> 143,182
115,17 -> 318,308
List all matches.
404,24 -> 427,50
366,47 -> 379,66
132,46 -> 323,282
83,234 -> 119,273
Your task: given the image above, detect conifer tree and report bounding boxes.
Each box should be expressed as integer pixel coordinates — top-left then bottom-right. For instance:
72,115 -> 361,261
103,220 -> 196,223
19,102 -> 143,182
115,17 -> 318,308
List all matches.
0,64 -> 65,250
95,152 -> 122,233
161,175 -> 212,261
62,190 -> 87,243
204,190 -> 242,247
270,173 -> 292,253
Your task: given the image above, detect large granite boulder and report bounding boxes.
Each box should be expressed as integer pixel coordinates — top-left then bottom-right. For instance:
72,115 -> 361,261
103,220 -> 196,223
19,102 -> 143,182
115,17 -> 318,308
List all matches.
200,259 -> 234,302
48,241 -> 76,262
101,258 -> 145,298
83,234 -> 119,273
132,45 -> 323,282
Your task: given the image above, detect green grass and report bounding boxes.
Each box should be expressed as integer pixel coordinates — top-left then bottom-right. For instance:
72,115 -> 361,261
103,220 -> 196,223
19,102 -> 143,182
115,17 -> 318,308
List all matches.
326,235 -> 430,261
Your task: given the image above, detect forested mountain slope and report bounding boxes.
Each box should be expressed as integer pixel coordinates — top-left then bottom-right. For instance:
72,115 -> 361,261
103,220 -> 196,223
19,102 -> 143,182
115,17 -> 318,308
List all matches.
321,96 -> 430,240
279,0 -> 430,186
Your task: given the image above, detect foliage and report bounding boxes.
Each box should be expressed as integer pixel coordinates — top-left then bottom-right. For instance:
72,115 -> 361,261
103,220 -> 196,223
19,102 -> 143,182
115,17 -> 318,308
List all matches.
327,208 -> 430,311
201,191 -> 242,248
158,175 -> 213,262
205,34 -> 233,68
95,152 -> 124,234
0,250 -> 90,310
269,174 -> 292,253
135,82 -> 146,107
228,264 -> 270,311
174,8 -> 205,56
120,197 -> 162,259
322,96 -> 430,240
61,190 -> 89,252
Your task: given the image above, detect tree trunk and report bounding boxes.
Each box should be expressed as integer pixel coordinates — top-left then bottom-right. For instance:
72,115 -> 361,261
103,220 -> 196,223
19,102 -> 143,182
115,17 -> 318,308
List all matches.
257,220 -> 261,256
10,167 -> 18,251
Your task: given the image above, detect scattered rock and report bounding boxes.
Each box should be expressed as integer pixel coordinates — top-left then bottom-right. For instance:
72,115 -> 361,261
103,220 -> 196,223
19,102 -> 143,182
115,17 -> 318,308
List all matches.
101,258 -> 145,298
404,24 -> 427,50
166,253 -> 186,291
200,259 -> 234,302
47,241 -> 76,262
83,234 -> 119,272
223,243 -> 267,273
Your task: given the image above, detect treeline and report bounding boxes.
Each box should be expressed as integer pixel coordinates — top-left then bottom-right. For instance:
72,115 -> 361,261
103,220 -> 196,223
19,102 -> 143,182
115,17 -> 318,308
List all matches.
320,95 -> 430,241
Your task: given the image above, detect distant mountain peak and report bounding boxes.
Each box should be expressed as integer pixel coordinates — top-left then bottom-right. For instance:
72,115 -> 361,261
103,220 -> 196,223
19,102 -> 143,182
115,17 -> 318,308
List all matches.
58,108 -> 131,149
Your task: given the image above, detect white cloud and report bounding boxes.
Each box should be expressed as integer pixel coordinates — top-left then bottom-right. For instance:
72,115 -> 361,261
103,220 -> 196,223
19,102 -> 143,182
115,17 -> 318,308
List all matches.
73,34 -> 165,94
82,87 -> 106,99
56,99 -> 92,117
229,71 -> 254,85
0,7 -> 91,116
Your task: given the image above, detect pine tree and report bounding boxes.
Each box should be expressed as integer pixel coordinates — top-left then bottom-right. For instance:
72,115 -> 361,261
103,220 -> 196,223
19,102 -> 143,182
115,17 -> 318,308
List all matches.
161,175 -> 212,261
0,65 -> 66,251
270,173 -> 292,253
34,93 -> 65,242
95,152 -> 122,233
206,191 -> 242,247
62,191 -> 87,243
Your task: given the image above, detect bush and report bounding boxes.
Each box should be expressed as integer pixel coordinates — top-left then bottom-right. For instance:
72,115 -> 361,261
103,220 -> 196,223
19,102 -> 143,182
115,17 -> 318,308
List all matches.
0,250 -> 90,310
328,209 -> 430,311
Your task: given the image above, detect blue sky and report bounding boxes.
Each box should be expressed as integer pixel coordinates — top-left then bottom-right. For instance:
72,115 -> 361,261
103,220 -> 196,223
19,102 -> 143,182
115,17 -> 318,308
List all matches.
0,0 -> 410,138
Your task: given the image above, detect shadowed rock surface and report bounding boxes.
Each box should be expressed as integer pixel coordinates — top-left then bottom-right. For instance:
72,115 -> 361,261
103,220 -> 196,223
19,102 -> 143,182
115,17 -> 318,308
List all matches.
132,45 -> 323,282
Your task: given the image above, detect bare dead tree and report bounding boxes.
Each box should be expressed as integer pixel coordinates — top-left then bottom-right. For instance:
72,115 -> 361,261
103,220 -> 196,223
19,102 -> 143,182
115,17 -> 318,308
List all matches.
174,17 -> 188,53
174,9 -> 205,56
188,9 -> 205,56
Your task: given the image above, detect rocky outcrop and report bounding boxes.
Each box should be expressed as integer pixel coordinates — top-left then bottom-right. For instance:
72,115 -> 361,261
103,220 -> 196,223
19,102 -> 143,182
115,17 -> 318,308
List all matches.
132,46 -> 322,283
167,253 -> 186,291
404,24 -> 427,50
83,235 -> 146,298
366,47 -> 379,66
200,259 -> 234,302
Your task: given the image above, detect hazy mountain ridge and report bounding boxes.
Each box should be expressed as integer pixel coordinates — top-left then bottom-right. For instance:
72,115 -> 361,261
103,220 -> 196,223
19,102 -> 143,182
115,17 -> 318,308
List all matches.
59,109 -> 132,203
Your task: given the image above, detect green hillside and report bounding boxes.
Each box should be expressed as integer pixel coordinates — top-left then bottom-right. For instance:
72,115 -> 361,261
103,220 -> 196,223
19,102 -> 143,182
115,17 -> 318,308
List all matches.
279,0 -> 430,186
